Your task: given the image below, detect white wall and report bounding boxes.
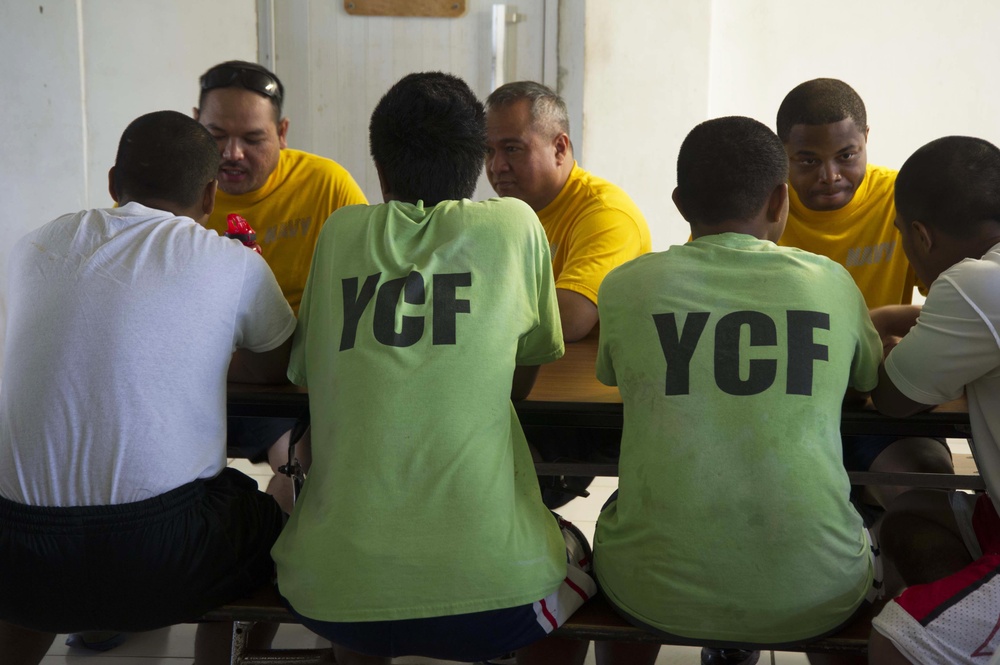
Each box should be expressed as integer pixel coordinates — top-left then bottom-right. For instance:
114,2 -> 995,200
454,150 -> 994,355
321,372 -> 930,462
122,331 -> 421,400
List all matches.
1,0 -> 257,378
707,0 -> 1000,172
580,1 -> 713,249
271,0 -> 552,204
578,0 -> 1000,250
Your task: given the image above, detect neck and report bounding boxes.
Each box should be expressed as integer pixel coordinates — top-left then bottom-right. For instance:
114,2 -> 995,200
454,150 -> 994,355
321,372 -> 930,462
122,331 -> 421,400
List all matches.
690,218 -> 771,241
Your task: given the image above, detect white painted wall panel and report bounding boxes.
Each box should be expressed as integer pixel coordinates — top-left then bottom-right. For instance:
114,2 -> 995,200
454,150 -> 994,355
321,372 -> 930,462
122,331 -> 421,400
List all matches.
708,0 -> 1000,184
273,0 -> 549,203
1,0 -> 257,382
581,1 -> 713,249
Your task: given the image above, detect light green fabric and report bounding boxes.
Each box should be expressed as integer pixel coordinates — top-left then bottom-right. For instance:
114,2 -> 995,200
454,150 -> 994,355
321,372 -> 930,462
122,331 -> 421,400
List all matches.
594,233 -> 881,643
273,197 -> 566,622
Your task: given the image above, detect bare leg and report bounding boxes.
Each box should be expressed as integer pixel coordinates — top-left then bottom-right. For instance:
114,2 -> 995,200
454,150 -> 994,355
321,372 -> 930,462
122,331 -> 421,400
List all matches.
267,427 -> 311,514
858,438 -> 954,508
879,489 -> 972,586
867,629 -> 915,664
194,621 -> 279,665
807,652 -> 866,665
0,621 -> 55,665
331,643 -> 391,665
594,641 -> 660,665
518,635 -> 590,665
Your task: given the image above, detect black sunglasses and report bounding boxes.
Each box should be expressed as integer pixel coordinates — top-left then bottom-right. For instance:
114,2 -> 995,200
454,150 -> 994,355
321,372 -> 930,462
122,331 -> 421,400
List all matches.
200,65 -> 282,103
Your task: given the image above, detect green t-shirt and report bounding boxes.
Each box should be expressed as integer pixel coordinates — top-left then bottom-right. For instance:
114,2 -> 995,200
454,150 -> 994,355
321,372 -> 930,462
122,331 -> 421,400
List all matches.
594,233 -> 880,643
272,197 -> 567,621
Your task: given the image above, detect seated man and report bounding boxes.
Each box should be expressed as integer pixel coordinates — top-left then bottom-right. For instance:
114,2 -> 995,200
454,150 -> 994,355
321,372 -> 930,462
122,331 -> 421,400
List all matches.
867,136 -> 1000,664
271,72 -> 596,665
775,78 -> 954,517
195,60 -> 368,511
485,81 -> 651,507
592,116 -> 882,665
484,80 -> 651,343
0,111 -> 295,665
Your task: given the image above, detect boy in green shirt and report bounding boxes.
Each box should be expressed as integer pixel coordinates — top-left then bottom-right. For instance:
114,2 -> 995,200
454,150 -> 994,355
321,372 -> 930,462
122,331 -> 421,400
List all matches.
593,116 -> 882,664
271,72 -> 596,665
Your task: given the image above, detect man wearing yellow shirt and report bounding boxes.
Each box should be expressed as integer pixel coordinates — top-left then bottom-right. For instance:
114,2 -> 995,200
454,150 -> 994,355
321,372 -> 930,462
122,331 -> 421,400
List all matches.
195,61 -> 368,313
775,78 -> 953,514
484,81 -> 651,510
195,61 -> 367,510
485,81 -> 651,342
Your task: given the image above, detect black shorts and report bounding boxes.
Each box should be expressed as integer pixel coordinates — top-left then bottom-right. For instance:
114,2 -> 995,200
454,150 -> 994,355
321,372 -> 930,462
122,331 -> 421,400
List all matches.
227,416 -> 300,463
0,467 -> 283,633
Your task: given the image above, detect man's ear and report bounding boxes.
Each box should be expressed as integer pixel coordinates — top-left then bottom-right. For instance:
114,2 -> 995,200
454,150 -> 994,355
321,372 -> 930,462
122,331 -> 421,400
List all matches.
553,132 -> 570,166
374,161 -> 392,203
108,166 -> 119,204
912,219 -> 934,252
767,182 -> 789,224
671,187 -> 687,220
277,117 -> 290,150
202,180 -> 218,218
192,107 -> 200,121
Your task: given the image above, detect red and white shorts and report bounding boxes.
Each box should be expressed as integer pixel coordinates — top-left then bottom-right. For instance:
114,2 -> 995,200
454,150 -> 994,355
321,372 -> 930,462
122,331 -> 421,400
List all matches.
873,493 -> 1000,663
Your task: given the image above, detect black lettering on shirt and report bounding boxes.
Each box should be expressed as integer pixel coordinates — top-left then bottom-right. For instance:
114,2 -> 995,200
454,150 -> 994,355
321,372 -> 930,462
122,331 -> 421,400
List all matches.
340,273 -> 381,350
653,312 -> 709,395
432,273 -> 472,345
340,270 -> 473,349
374,272 -> 425,347
786,311 -> 830,395
714,311 -> 777,395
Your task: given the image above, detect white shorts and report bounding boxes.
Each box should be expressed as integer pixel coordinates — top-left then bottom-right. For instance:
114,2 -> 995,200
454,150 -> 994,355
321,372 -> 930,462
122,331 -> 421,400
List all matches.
872,493 -> 1000,664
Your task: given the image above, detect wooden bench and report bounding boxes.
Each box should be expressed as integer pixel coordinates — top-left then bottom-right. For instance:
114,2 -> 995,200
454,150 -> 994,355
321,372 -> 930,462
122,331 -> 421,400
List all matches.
200,585 -> 881,664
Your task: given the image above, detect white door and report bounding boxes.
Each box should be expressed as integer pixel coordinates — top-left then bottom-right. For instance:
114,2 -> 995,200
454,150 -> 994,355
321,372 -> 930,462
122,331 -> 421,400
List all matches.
268,0 -> 553,203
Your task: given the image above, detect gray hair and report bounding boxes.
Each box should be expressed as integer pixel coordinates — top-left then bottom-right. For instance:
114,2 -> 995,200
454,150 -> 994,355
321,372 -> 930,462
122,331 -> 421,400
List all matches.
486,81 -> 569,139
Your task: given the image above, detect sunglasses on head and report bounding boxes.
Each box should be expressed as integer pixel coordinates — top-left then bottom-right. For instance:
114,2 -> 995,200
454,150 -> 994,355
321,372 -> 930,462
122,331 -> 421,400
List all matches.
200,65 -> 282,103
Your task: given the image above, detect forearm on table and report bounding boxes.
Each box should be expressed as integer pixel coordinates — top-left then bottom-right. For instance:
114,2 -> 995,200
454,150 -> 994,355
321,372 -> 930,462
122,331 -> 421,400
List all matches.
869,305 -> 922,340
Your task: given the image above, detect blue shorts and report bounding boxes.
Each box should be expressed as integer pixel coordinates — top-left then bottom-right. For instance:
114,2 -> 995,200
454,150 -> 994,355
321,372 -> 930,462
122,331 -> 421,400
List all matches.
283,515 -> 596,662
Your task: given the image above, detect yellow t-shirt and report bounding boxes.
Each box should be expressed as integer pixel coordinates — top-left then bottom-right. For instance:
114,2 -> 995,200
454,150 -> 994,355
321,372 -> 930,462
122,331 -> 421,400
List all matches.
207,149 -> 367,313
536,163 -> 651,304
779,164 -> 917,308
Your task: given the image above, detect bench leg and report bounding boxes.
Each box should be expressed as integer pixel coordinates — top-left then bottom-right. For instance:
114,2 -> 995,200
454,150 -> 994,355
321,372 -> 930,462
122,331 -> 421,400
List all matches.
231,620 -> 255,665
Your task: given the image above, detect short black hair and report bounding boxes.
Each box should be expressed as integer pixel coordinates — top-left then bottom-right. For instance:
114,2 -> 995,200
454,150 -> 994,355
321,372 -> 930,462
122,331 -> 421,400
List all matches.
369,72 -> 486,206
776,78 -> 867,142
485,81 -> 570,139
675,116 -> 788,226
896,136 -> 1000,238
113,110 -> 221,208
199,60 -> 284,120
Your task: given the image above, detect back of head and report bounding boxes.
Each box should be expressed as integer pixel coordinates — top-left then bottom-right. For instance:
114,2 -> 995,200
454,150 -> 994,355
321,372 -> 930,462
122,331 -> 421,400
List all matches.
485,80 -> 569,139
199,60 -> 284,119
776,78 -> 867,142
369,72 -> 486,205
113,110 -> 221,208
896,136 -> 1000,238
676,116 -> 789,226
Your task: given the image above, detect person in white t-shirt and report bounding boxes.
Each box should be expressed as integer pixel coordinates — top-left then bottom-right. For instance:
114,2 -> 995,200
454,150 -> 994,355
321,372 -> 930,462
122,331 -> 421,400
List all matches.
867,135 -> 1000,664
0,110 -> 296,665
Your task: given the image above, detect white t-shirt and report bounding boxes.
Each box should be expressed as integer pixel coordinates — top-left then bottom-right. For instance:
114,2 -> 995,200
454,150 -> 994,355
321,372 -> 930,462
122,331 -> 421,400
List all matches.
885,241 -> 1000,513
0,202 -> 296,507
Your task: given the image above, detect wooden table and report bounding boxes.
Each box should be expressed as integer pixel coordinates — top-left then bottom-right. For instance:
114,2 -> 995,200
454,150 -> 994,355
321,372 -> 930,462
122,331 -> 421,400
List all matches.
228,337 -> 983,489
